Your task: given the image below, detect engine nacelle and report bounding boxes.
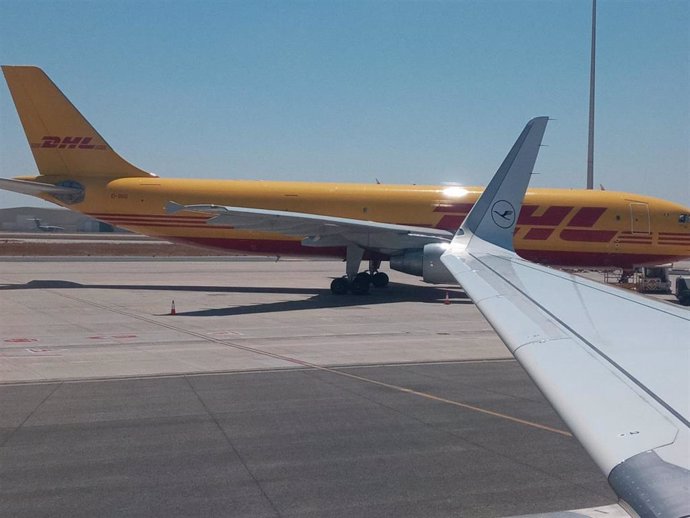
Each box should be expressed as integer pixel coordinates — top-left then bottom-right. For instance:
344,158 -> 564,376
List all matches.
389,243 -> 457,284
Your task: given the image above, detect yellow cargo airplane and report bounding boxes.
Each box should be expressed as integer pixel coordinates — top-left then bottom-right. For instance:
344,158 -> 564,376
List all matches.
2,66 -> 689,294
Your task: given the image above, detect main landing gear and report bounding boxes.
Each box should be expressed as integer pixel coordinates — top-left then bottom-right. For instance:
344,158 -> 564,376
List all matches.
330,246 -> 389,295
330,271 -> 389,295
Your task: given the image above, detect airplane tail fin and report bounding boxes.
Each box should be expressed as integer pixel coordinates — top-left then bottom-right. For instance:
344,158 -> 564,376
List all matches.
2,66 -> 154,178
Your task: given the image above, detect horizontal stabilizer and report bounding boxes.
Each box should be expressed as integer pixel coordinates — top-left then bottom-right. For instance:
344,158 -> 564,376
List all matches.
0,177 -> 83,197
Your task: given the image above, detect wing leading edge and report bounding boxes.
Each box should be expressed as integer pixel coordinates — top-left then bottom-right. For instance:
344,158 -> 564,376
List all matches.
440,117 -> 690,517
165,201 -> 453,255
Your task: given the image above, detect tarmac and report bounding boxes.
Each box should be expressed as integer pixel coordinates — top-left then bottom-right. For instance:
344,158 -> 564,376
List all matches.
3,257 -> 680,516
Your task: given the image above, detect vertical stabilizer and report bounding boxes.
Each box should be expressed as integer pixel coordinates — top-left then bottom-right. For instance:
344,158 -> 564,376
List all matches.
2,66 -> 154,178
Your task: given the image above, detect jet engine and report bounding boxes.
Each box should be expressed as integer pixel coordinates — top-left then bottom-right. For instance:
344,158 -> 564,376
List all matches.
389,243 -> 457,284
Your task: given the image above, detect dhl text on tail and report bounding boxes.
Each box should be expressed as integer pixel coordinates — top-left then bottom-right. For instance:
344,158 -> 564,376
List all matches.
2,66 -> 689,294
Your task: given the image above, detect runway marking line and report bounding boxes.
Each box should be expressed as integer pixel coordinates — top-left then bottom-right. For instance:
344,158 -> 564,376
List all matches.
46,290 -> 573,438
307,367 -> 573,437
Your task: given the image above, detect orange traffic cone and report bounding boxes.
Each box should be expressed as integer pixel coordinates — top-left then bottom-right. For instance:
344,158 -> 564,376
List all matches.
170,300 -> 176,315
444,292 -> 451,305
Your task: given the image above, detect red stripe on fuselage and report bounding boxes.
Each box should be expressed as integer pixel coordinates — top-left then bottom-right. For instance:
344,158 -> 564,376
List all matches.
524,228 -> 555,240
566,207 -> 606,227
105,222 -> 218,228
518,205 -> 573,226
436,215 -> 466,231
560,229 -> 616,242
86,212 -> 206,222
177,236 -> 347,258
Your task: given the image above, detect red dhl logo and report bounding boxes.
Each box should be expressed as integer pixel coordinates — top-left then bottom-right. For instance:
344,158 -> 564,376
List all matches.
434,204 -> 604,227
435,205 -> 617,242
30,136 -> 106,150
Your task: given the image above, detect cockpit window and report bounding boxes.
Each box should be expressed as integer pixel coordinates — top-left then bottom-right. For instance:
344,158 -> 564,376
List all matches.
680,214 -> 689,223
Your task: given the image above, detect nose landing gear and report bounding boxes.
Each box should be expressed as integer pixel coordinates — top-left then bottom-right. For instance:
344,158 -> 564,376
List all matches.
329,246 -> 390,295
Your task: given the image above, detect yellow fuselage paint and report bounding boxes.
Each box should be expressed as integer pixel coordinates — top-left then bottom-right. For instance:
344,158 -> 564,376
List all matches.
28,175 -> 690,268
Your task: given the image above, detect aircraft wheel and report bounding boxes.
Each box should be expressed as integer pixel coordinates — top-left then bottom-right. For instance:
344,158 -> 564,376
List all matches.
330,277 -> 349,295
350,276 -> 371,295
355,272 -> 372,283
372,272 -> 389,288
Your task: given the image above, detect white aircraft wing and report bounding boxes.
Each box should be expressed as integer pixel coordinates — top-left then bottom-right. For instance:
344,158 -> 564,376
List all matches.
165,201 -> 453,254
441,117 -> 690,517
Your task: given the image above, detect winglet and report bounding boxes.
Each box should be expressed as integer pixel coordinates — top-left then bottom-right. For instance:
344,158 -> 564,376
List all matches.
459,117 -> 548,251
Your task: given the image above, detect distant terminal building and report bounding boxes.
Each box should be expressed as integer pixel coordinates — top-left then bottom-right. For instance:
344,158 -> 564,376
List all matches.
0,207 -> 124,233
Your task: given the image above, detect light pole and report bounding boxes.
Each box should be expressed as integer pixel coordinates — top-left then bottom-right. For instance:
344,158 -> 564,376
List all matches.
587,0 -> 597,189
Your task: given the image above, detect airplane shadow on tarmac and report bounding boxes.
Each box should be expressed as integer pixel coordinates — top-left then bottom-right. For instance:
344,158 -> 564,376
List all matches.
0,280 -> 471,316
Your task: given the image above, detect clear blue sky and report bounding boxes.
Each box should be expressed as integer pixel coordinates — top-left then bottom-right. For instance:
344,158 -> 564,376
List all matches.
1,0 -> 688,208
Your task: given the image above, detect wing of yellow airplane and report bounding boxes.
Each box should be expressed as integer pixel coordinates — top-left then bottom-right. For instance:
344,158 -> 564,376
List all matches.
165,200 -> 455,293
166,201 -> 453,251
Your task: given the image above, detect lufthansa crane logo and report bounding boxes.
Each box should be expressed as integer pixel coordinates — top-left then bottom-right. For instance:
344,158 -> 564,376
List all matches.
491,200 -> 516,229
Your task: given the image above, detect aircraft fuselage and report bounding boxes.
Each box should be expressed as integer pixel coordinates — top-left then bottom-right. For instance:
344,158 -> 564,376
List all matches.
24,175 -> 690,269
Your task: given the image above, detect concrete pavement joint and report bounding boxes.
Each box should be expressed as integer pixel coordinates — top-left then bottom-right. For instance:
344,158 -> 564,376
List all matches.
182,375 -> 283,518
0,382 -> 63,449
